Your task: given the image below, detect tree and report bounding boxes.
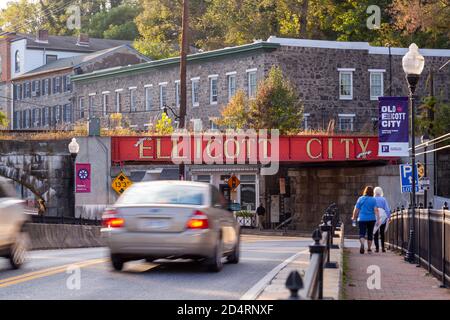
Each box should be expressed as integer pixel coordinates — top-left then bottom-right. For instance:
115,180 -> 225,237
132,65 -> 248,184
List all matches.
0,111 -> 8,128
215,90 -> 249,129
0,0 -> 40,34
155,112 -> 174,134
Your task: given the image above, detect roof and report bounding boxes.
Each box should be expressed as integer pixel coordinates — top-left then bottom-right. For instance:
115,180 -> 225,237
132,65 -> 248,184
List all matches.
72,41 -> 280,82
13,45 -> 150,80
12,33 -> 131,53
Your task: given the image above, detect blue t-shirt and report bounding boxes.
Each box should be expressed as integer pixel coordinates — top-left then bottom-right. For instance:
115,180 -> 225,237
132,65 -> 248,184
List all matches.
355,196 -> 377,221
375,196 -> 391,219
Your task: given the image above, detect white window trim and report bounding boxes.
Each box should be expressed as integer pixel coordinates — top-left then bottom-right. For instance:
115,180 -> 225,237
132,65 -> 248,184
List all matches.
159,83 -> 167,109
209,77 -> 218,105
369,71 -> 384,101
144,84 -> 153,88
115,88 -> 123,92
101,91 -> 110,94
368,69 -> 386,73
227,74 -> 236,101
158,82 -> 168,86
339,71 -> 353,100
88,93 -> 96,96
226,71 -> 237,76
246,68 -> 257,73
337,68 -> 356,72
208,74 -> 219,78
129,86 -> 137,90
247,70 -> 257,99
338,114 -> 355,131
191,79 -> 200,107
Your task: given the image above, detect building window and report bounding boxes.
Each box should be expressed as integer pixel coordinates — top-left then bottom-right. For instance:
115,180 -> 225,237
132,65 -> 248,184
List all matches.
46,78 -> 51,95
159,83 -> 167,109
369,70 -> 384,100
41,108 -> 46,127
247,69 -> 257,98
54,77 -> 61,93
240,174 -> 256,211
88,95 -> 95,118
15,50 -> 20,73
115,91 -> 122,112
191,78 -> 199,107
144,86 -> 152,111
102,93 -> 109,116
46,54 -> 57,64
338,114 -> 355,132
79,97 -> 85,119
63,104 -> 72,123
338,69 -> 354,100
209,119 -> 219,130
129,88 -> 137,112
227,73 -> 236,101
175,81 -> 180,107
303,113 -> 310,130
191,118 -> 202,132
209,75 -> 218,105
195,175 -> 211,183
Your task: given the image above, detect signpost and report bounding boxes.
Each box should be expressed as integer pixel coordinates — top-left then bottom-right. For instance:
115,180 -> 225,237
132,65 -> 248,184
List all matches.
399,164 -> 419,193
378,97 -> 409,157
112,172 -> 133,195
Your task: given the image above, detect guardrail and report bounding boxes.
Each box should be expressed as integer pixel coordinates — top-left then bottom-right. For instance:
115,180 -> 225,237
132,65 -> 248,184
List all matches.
386,202 -> 449,288
285,203 -> 341,300
30,215 -> 101,226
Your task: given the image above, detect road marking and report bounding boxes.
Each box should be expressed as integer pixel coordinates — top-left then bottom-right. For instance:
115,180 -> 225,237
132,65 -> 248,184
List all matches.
0,258 -> 108,288
240,249 -> 309,300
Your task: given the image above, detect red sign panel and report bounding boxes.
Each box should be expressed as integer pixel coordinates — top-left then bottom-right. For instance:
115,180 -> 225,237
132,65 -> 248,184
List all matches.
111,135 -> 381,164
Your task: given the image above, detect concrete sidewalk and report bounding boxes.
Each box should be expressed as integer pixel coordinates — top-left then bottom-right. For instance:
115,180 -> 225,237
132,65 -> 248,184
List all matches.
343,240 -> 450,300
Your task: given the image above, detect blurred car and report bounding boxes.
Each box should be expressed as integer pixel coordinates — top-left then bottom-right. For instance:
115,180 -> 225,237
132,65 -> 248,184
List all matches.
0,177 -> 30,269
101,180 -> 240,272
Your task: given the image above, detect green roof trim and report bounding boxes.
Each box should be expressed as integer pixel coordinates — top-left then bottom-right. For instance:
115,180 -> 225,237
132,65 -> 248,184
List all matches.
71,42 -> 280,83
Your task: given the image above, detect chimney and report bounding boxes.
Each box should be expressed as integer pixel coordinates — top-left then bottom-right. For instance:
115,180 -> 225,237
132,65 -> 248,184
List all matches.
77,33 -> 90,47
36,30 -> 49,43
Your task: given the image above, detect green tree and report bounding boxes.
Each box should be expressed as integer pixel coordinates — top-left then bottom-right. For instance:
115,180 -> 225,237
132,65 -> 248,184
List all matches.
216,90 -> 249,129
0,111 -> 9,128
0,0 -> 40,33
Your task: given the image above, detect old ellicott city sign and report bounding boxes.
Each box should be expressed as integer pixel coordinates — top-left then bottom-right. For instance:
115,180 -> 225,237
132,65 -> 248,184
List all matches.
111,131 -> 382,168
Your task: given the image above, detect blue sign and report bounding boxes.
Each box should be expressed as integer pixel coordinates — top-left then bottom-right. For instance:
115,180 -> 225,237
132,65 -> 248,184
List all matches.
379,97 -> 409,157
399,164 -> 419,193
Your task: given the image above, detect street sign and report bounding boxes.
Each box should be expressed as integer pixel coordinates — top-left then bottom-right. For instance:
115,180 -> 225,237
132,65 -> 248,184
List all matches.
228,175 -> 240,191
417,162 -> 425,179
399,164 -> 419,193
112,172 -> 133,195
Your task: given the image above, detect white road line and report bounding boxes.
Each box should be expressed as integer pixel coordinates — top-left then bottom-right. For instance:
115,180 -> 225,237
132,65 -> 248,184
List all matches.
240,249 -> 309,300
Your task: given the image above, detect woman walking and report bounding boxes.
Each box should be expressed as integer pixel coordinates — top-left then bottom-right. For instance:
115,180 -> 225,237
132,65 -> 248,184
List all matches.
373,187 -> 391,252
352,186 -> 380,254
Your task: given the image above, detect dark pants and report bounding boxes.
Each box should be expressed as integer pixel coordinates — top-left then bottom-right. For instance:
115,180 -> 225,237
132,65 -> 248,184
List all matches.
374,223 -> 386,250
358,221 -> 376,241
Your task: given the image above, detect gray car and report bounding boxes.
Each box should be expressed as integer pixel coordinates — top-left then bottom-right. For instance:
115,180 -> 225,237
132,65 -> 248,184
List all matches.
0,177 -> 30,269
101,180 -> 240,272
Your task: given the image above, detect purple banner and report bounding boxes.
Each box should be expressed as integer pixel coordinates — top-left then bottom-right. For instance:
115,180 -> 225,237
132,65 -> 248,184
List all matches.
75,163 -> 91,193
378,97 -> 409,157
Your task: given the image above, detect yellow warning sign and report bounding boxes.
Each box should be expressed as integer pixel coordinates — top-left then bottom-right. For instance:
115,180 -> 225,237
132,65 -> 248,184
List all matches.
228,175 -> 240,191
417,162 -> 425,179
112,172 -> 132,195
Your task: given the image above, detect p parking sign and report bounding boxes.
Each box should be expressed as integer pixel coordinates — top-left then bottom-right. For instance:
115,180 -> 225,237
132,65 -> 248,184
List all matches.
399,164 -> 419,193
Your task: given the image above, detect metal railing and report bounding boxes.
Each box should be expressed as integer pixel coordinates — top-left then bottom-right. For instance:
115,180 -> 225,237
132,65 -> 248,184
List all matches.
285,203 -> 341,300
30,214 -> 101,226
386,202 -> 449,288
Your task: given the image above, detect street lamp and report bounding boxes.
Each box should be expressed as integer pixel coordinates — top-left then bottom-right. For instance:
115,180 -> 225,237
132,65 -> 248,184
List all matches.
403,43 -> 425,263
421,133 -> 430,207
68,138 -> 80,218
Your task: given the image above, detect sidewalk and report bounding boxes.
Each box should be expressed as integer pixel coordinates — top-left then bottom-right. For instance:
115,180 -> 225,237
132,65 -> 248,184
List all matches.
344,240 -> 450,300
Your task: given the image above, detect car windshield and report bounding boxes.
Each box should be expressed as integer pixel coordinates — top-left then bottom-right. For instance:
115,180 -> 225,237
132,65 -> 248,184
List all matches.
117,184 -> 206,206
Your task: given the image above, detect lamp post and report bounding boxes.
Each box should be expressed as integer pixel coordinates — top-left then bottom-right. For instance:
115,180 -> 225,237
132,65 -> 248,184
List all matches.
68,138 -> 80,218
403,44 -> 425,263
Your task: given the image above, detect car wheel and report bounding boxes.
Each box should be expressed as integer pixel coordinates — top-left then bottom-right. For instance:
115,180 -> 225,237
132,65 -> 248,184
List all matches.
111,254 -> 124,271
205,237 -> 223,272
227,237 -> 240,264
9,231 -> 29,270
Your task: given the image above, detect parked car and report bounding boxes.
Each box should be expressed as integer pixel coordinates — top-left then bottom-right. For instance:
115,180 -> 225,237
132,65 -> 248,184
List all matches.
101,180 -> 240,272
0,177 -> 30,269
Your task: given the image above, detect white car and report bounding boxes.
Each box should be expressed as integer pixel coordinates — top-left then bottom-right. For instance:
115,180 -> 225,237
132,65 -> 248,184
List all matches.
0,177 -> 30,269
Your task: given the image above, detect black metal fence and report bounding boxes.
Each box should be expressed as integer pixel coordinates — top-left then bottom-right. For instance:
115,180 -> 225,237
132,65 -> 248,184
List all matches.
386,203 -> 449,287
30,215 -> 101,226
285,203 -> 341,300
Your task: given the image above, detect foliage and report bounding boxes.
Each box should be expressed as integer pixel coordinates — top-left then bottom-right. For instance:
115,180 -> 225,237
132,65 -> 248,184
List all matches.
0,111 -> 9,128
235,210 -> 254,218
417,96 -> 450,140
248,66 -> 303,134
215,90 -> 249,130
0,0 -> 40,33
155,112 -> 174,135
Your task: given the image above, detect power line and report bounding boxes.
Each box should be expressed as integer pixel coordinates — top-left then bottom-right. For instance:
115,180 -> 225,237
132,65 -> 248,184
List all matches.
415,144 -> 450,157
412,133 -> 450,151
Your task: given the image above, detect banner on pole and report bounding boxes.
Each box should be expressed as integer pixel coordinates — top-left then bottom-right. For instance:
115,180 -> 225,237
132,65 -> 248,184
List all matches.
75,163 -> 91,193
378,97 -> 409,157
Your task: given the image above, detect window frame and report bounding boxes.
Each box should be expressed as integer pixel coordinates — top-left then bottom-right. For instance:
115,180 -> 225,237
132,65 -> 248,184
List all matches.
338,68 -> 355,100
209,75 -> 218,105
129,87 -> 137,112
115,89 -> 123,113
227,72 -> 236,101
247,68 -> 257,99
79,97 -> 85,119
15,50 -> 20,73
369,69 -> 385,101
191,78 -> 200,107
159,82 -> 168,109
144,85 -> 152,111
338,113 -> 355,132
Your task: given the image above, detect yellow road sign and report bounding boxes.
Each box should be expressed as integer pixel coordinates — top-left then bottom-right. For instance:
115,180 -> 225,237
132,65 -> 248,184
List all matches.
417,162 -> 425,179
228,175 -> 240,191
112,172 -> 132,195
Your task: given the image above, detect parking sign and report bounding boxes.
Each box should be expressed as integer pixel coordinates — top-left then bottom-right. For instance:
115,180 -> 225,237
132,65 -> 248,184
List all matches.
399,164 -> 419,193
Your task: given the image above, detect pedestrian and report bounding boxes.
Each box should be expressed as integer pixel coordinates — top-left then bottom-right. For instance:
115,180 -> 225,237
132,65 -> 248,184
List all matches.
256,203 -> 266,230
373,186 -> 391,253
352,186 -> 380,254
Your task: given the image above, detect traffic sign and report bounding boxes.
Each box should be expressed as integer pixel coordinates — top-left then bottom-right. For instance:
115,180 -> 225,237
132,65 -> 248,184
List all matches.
112,172 -> 133,195
417,162 -> 425,179
399,164 -> 419,193
228,175 -> 240,191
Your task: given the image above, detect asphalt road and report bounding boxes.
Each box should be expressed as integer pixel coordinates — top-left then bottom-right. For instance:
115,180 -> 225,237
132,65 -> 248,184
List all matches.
0,235 -> 310,300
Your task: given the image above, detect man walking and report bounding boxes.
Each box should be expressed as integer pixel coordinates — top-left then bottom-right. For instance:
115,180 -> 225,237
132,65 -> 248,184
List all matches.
256,203 -> 266,230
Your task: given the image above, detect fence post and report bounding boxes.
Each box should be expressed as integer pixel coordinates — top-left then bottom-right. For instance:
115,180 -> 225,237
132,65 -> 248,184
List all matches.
428,203 -> 432,273
401,205 -> 405,253
417,203 -> 423,268
396,207 -> 399,251
309,228 -> 325,300
285,271 -> 304,300
440,202 -> 448,288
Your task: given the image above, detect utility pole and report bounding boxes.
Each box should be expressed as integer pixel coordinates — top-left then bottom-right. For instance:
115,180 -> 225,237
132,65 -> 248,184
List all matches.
178,0 -> 189,180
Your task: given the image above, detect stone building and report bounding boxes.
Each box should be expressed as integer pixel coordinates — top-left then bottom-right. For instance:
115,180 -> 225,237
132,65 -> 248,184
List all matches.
11,45 -> 149,130
72,36 -> 450,132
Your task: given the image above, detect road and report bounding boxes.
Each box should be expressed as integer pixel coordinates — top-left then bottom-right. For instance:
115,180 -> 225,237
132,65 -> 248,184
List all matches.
0,235 -> 310,300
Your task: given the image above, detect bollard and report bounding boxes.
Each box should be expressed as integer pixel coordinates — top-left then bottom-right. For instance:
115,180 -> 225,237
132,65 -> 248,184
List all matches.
309,229 -> 325,300
285,271 -> 304,300
440,203 -> 448,288
427,205 -> 431,273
